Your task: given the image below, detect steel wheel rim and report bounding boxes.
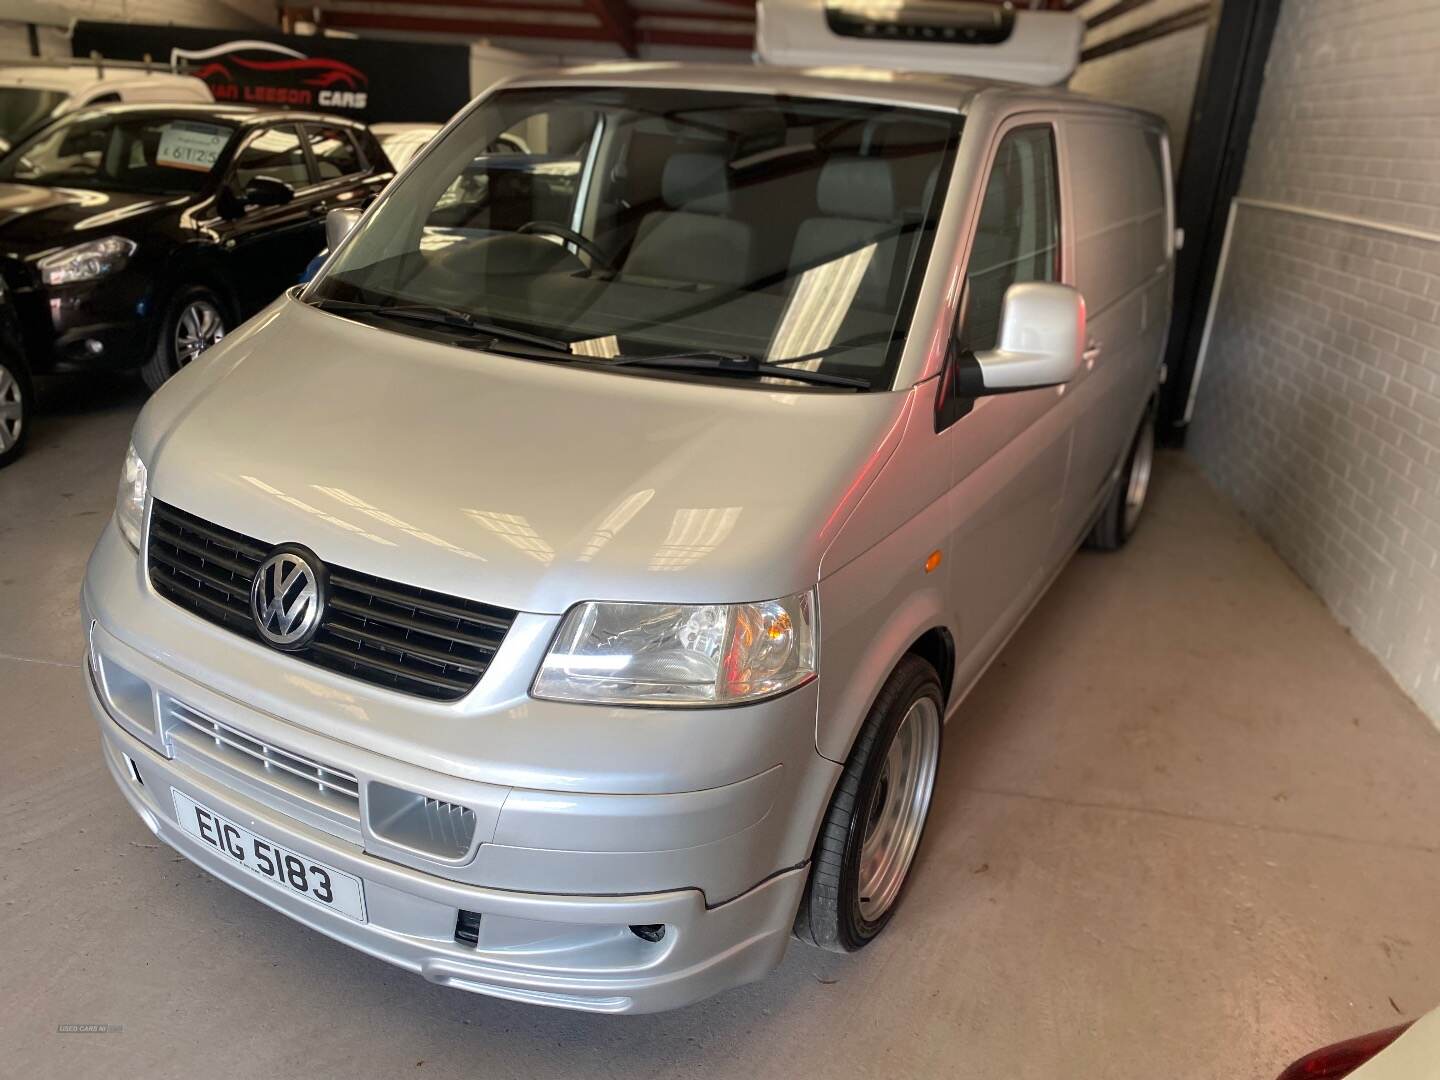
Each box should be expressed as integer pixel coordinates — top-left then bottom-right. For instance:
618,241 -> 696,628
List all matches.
174,299 -> 225,367
0,362 -> 22,454
1123,413 -> 1155,535
857,696 -> 941,922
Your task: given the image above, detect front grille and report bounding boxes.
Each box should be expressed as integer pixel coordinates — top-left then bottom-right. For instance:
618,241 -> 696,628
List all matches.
147,500 -> 516,701
165,698 -> 360,820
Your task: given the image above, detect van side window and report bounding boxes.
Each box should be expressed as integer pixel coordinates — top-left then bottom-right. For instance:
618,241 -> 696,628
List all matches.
231,125 -> 311,193
957,126 -> 1059,353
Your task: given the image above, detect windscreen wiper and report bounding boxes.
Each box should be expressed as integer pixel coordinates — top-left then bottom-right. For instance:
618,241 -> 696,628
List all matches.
602,333 -> 899,390
602,350 -> 870,389
309,297 -> 572,353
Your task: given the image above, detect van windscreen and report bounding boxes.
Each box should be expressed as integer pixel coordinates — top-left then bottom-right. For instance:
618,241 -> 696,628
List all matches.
308,86 -> 962,392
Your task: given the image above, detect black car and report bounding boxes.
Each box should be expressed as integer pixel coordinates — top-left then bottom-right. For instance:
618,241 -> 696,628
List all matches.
0,104 -> 392,389
0,272 -> 30,467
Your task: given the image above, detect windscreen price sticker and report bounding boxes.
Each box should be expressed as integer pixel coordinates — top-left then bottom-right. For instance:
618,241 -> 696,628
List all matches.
156,122 -> 230,172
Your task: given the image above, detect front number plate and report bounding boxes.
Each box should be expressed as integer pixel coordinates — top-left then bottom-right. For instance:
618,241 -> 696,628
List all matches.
172,789 -> 367,922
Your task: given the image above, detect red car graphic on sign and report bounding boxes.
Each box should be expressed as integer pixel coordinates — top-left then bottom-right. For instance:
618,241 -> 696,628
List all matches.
172,40 -> 370,111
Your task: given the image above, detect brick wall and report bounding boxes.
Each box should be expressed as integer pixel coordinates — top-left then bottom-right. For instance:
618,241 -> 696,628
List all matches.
1188,0 -> 1440,723
1068,0 -> 1211,166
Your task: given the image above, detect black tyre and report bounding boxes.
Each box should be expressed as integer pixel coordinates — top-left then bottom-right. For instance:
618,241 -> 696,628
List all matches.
796,654 -> 943,953
141,286 -> 228,392
0,351 -> 32,469
1086,401 -> 1156,551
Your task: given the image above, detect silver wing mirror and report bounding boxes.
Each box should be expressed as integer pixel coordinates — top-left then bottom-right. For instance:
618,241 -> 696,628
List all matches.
971,282 -> 1085,392
326,207 -> 363,252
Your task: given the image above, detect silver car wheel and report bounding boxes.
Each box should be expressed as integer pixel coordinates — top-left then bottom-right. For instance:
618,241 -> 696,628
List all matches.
174,299 -> 225,368
1123,411 -> 1155,536
857,695 -> 941,921
0,362 -> 22,454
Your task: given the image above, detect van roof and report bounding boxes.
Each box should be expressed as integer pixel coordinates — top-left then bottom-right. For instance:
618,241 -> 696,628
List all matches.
498,61 -> 1162,127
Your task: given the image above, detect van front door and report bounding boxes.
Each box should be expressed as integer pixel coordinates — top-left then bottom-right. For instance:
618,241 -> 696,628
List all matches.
940,122 -> 1072,694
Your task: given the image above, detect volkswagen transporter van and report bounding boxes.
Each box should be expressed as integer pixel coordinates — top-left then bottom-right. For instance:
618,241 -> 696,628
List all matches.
83,1 -> 1174,1013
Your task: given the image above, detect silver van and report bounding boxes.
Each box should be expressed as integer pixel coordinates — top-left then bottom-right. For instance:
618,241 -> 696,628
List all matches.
82,48 -> 1173,1012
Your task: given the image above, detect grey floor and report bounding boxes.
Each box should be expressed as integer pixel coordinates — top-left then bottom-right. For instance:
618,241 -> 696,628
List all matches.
4,376 -> 1439,1079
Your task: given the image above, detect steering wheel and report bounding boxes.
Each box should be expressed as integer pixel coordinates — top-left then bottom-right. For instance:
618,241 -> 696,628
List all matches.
516,221 -> 614,272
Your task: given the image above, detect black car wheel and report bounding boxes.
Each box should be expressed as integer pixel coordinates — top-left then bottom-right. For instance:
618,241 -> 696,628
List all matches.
795,654 -> 943,953
0,352 -> 31,468
141,286 -> 228,392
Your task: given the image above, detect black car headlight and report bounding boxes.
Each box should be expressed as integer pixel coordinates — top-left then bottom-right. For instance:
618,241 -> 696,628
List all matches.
38,236 -> 137,287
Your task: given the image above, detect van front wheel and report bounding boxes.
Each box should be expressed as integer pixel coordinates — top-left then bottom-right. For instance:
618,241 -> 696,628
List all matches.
796,654 -> 943,953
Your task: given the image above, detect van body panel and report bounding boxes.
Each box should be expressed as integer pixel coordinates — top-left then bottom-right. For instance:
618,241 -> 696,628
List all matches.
85,520 -> 828,802
143,294 -> 909,614
1062,116 -> 1174,528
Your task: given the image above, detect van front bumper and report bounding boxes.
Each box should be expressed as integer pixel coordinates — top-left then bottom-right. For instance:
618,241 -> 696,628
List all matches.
82,520 -> 835,1014
92,675 -> 808,1014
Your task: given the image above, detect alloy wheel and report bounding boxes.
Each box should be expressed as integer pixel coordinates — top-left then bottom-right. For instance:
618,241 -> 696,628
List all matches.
0,362 -> 23,454
1123,411 -> 1155,535
857,695 -> 941,921
174,299 -> 226,368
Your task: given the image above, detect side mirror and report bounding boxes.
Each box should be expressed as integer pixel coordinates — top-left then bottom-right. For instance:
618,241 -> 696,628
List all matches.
970,282 -> 1085,393
243,175 -> 294,208
326,207 -> 362,251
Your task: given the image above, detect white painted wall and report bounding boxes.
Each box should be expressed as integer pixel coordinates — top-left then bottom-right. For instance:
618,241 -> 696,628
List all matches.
1,0 -> 270,62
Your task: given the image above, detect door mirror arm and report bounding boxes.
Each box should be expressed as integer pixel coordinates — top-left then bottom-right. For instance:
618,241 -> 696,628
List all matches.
934,339 -> 982,433
934,282 -> 1085,433
325,207 -> 363,251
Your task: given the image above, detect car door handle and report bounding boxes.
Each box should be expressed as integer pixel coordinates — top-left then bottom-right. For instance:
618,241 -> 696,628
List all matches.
1082,340 -> 1103,368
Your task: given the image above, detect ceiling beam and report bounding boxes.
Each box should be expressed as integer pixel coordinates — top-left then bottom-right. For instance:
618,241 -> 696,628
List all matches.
304,7 -> 755,48
635,10 -> 756,25
309,9 -> 605,40
583,0 -> 637,55
637,25 -> 753,49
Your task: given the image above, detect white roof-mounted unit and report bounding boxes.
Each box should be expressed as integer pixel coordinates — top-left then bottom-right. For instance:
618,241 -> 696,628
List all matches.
757,0 -> 1084,87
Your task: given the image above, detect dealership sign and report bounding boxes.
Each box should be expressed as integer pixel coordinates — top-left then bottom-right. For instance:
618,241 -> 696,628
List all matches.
70,23 -> 471,124
174,39 -> 371,111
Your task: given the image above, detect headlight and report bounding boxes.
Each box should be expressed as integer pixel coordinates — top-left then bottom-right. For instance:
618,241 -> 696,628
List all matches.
39,236 -> 136,286
115,443 -> 148,550
534,591 -> 817,706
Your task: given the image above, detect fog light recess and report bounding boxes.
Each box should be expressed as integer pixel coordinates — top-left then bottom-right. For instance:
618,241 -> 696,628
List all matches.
629,924 -> 666,943
454,909 -> 482,946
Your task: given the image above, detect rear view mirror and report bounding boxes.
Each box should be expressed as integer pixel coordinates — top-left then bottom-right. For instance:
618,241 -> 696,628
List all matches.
243,175 -> 294,208
970,282 -> 1085,393
326,207 -> 362,251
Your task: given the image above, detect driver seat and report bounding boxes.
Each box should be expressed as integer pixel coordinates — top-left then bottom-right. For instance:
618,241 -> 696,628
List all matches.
623,153 -> 752,288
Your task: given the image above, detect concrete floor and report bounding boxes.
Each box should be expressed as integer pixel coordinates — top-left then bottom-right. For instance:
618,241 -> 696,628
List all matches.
4,377 -> 1440,1080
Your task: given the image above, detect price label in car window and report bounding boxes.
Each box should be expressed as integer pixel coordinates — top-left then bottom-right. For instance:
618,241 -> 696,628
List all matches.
156,121 -> 231,172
